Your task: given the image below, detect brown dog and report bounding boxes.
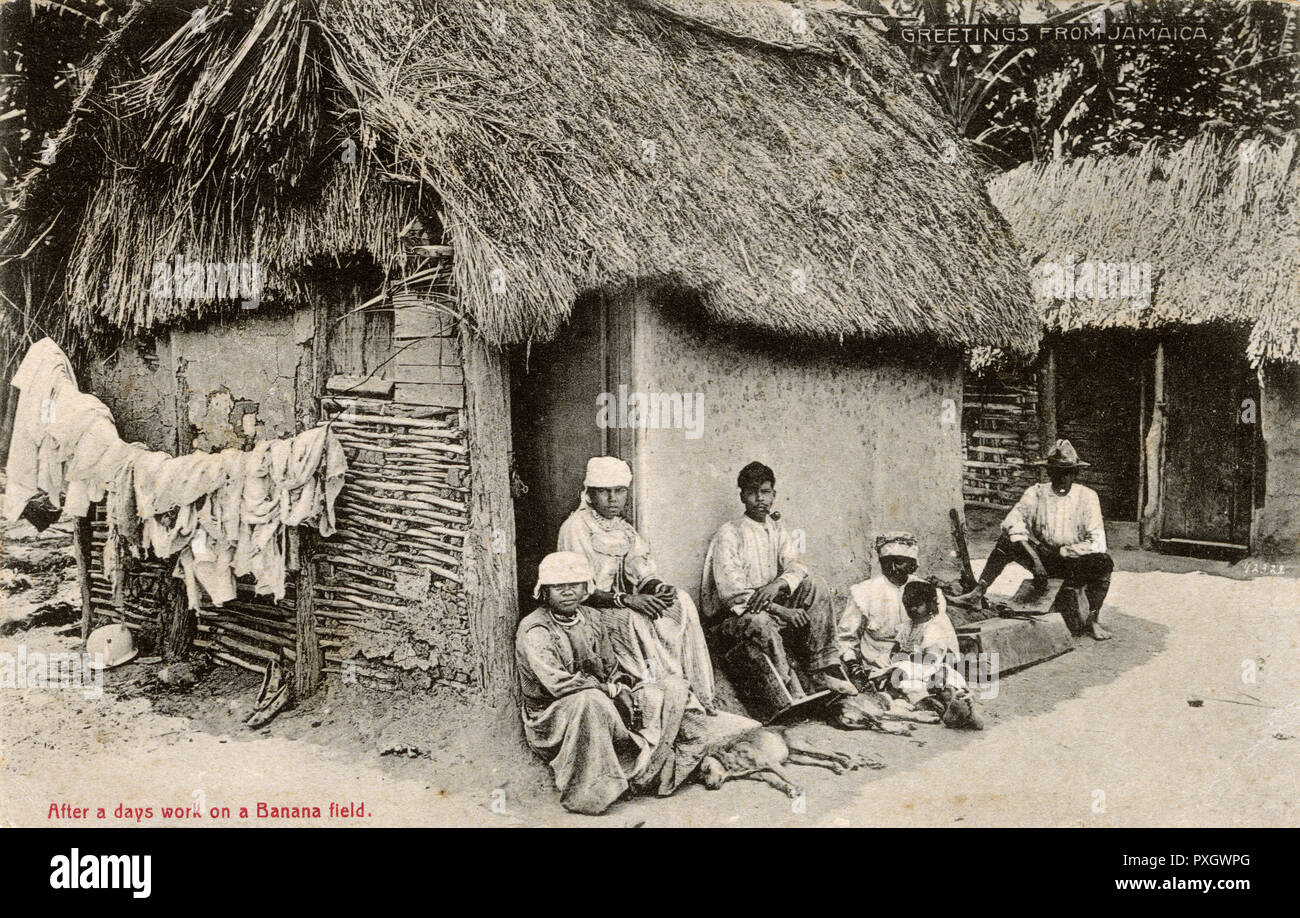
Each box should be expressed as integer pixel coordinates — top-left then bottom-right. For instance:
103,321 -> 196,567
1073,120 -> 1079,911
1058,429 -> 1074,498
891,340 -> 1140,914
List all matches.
696,726 -> 884,798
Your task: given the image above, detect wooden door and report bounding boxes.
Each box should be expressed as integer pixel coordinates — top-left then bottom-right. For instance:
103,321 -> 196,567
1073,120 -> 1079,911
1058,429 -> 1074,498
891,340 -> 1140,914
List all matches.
510,294 -> 634,606
1159,330 -> 1256,549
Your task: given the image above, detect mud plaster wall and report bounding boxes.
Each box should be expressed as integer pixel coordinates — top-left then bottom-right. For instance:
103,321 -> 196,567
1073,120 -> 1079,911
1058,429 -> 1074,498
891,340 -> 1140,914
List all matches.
629,293 -> 966,608
87,313 -> 299,451
171,313 -> 298,450
87,338 -> 179,451
1256,363 -> 1300,555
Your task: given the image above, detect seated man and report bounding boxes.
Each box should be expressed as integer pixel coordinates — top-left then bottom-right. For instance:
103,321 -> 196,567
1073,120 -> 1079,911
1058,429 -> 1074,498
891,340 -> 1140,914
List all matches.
702,461 -> 855,712
950,439 -> 1113,640
558,456 -> 715,708
837,531 -> 947,690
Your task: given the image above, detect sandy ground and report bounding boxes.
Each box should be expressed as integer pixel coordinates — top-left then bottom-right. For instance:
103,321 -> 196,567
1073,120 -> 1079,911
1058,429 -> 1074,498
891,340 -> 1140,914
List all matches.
2,514 -> 1297,828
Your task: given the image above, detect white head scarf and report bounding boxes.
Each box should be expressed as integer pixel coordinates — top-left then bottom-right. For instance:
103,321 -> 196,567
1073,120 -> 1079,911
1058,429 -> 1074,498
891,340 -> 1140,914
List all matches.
875,531 -> 919,560
578,456 -> 632,510
533,551 -> 595,599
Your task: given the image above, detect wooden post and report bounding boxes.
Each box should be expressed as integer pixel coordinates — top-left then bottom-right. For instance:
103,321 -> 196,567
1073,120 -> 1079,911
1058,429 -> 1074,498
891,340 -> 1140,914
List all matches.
74,517 -> 94,652
1037,341 -> 1057,469
949,508 -> 977,592
162,581 -> 195,661
295,530 -> 322,697
1141,341 -> 1167,548
289,301 -> 327,698
462,329 -> 520,711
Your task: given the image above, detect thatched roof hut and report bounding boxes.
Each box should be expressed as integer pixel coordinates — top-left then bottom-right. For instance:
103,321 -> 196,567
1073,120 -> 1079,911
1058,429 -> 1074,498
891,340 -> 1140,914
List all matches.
971,134 -> 1300,556
989,133 -> 1300,367
2,0 -> 1043,709
3,0 -> 1036,352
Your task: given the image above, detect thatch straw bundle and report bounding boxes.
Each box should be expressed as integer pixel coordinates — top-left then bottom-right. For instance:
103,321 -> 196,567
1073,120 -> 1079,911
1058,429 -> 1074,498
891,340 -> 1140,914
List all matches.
990,133 -> 1300,366
3,0 -> 1038,353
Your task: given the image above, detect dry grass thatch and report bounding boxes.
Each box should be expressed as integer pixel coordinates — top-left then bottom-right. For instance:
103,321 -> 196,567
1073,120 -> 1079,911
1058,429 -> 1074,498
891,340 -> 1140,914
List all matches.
3,0 -> 1038,352
989,133 -> 1300,366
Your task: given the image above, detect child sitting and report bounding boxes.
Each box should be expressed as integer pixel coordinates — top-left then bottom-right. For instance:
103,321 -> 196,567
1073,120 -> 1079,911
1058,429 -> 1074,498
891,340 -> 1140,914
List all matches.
887,581 -> 983,730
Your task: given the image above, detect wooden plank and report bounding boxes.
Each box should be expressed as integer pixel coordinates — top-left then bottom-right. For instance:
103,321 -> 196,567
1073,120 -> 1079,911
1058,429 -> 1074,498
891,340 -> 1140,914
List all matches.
960,614 -> 1073,675
326,374 -> 395,398
394,305 -> 452,339
394,337 -> 442,367
393,364 -> 464,386
395,382 -> 465,408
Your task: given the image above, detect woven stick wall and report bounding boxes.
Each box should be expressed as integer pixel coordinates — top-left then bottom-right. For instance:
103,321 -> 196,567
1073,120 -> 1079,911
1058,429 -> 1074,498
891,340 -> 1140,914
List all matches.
85,503 -> 321,674
86,502 -> 168,641
963,369 -> 1040,511
314,395 -> 473,693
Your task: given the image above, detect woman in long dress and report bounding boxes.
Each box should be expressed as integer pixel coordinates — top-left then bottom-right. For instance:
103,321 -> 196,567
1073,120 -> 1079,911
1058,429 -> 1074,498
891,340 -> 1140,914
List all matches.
516,551 -> 750,814
557,456 -> 716,710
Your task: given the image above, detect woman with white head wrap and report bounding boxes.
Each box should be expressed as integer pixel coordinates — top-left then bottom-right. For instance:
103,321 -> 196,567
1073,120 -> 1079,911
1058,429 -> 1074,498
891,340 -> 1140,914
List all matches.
836,531 -> 948,685
516,551 -> 745,813
515,551 -> 651,814
557,456 -> 716,711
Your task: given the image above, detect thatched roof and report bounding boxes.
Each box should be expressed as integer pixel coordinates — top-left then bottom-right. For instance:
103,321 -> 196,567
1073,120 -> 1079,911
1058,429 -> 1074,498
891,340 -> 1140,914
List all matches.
3,0 -> 1037,353
989,133 -> 1300,366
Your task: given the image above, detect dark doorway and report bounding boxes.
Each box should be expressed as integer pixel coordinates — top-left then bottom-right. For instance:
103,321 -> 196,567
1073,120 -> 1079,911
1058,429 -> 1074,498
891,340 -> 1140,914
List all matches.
509,293 -> 634,610
1159,328 -> 1257,551
1056,332 -> 1146,521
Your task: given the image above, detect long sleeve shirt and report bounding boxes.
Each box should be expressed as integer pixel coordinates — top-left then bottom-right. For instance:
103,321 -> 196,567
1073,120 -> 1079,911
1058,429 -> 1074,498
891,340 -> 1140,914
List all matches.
1003,482 -> 1107,557
703,515 -> 808,618
837,574 -> 948,667
515,606 -> 619,713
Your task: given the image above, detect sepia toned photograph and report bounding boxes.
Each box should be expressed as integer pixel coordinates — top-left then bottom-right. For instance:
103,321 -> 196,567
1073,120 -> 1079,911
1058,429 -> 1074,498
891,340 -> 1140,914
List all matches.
0,0 -> 1295,861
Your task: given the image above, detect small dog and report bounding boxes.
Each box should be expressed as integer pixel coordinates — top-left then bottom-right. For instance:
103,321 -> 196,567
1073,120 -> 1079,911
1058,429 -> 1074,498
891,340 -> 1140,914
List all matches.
830,691 -> 941,734
696,726 -> 883,798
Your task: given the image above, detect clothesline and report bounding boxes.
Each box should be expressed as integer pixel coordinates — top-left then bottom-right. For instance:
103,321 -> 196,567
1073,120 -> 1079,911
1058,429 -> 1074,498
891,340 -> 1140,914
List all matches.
4,338 -> 348,610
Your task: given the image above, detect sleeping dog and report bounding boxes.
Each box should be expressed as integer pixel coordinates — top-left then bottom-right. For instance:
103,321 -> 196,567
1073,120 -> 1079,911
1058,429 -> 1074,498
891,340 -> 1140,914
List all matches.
695,726 -> 884,798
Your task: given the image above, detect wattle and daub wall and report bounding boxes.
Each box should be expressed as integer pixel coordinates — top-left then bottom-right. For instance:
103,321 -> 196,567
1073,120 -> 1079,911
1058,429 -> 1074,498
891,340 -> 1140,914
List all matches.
84,293 -> 483,694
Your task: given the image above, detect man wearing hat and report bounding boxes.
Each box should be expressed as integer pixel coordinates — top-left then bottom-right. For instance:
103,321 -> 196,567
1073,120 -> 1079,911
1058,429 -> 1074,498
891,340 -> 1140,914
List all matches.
837,531 -> 946,689
950,439 -> 1113,640
558,456 -> 715,709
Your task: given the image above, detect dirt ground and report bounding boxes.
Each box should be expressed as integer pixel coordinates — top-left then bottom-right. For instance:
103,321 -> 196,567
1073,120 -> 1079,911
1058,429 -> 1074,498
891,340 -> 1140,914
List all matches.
2,512 -> 1298,828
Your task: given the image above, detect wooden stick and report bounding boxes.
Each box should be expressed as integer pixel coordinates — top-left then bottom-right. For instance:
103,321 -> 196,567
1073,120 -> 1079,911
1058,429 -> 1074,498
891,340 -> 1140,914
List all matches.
74,516 -> 94,653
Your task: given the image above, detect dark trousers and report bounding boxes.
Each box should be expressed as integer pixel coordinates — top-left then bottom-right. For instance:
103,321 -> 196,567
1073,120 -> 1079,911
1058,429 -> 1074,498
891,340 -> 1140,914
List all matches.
709,575 -> 839,708
979,533 -> 1114,615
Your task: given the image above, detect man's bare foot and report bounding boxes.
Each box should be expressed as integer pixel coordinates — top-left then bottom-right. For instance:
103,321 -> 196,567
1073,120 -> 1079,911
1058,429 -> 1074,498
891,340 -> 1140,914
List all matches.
810,668 -> 858,696
1088,620 -> 1112,641
947,584 -> 986,607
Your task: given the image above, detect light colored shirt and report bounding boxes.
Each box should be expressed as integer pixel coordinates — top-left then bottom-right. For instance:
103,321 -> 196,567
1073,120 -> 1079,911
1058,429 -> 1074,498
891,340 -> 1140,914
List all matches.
557,505 -> 657,593
702,515 -> 807,618
1004,482 -> 1106,557
837,574 -> 948,667
895,610 -> 960,659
